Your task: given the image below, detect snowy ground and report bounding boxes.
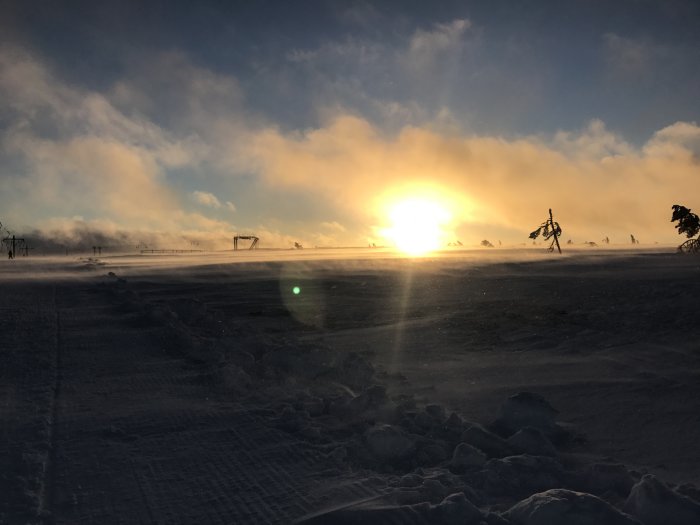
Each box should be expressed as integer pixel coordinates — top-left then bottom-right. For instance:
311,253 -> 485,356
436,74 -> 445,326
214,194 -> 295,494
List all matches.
2,248 -> 700,524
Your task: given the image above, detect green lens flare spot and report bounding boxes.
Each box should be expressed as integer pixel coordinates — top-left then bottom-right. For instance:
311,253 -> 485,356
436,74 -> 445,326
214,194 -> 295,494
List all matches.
292,286 -> 301,295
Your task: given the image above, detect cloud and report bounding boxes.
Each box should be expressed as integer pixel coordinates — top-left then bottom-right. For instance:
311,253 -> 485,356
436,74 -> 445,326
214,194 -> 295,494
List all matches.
603,33 -> 666,77
193,191 -> 222,208
644,121 -> 700,157
409,19 -> 471,56
7,132 -> 180,226
0,45 -> 243,239
109,51 -> 244,129
248,114 -> 700,243
336,2 -> 382,29
2,40 -> 699,250
320,221 -> 346,232
552,119 -> 634,159
401,18 -> 475,83
276,17 -> 481,135
286,49 -> 319,63
0,48 -> 199,163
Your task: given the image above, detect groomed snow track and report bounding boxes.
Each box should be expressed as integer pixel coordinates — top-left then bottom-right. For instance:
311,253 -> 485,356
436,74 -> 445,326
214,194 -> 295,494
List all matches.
1,279 -> 380,524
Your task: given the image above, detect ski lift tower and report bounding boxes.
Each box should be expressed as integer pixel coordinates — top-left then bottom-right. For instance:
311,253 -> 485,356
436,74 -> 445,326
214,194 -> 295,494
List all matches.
2,234 -> 27,258
233,234 -> 259,250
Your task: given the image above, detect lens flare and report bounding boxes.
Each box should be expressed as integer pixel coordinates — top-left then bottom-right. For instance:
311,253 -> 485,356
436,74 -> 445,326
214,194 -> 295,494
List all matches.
292,286 -> 301,295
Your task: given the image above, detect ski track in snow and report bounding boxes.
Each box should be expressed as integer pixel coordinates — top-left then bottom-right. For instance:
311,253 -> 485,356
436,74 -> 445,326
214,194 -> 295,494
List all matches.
48,285 -> 380,524
2,278 -> 382,524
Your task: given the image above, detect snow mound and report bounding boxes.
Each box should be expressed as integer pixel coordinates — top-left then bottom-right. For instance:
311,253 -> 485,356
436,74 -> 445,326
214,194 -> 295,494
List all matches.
484,454 -> 567,497
433,492 -> 483,525
294,491 -> 485,525
494,392 -> 559,436
294,499 -> 434,524
460,423 -> 514,458
507,427 -> 557,457
449,442 -> 487,472
623,474 -> 700,525
505,489 -> 641,525
583,463 -> 635,497
364,424 -> 415,463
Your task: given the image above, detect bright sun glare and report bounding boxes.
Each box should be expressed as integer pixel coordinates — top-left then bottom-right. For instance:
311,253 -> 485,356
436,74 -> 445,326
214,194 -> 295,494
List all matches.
382,198 -> 452,256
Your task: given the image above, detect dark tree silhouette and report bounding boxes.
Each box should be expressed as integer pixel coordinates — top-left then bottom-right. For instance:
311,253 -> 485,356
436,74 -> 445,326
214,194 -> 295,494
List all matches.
671,204 -> 700,252
529,208 -> 562,253
480,239 -> 494,248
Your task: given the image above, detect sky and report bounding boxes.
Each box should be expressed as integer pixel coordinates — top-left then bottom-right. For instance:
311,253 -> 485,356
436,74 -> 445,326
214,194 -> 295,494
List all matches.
1,0 -> 699,251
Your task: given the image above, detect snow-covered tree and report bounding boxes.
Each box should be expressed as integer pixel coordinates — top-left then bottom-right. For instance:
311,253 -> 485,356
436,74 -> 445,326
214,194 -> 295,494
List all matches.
671,204 -> 700,252
529,209 -> 562,253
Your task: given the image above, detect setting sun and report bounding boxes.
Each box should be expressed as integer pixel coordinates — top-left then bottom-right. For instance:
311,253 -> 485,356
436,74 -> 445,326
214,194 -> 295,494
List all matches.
381,198 -> 452,255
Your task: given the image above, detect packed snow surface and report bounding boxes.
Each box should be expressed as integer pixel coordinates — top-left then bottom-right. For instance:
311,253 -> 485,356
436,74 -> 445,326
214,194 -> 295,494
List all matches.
2,247 -> 700,524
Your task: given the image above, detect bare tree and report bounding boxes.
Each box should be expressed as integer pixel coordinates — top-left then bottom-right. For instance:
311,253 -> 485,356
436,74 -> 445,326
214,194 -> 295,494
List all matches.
529,208 -> 562,253
671,204 -> 700,252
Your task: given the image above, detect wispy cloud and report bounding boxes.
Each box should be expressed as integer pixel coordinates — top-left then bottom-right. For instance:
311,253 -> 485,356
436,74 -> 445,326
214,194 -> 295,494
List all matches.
320,221 -> 346,232
193,191 -> 222,208
603,33 -> 667,77
409,19 -> 471,56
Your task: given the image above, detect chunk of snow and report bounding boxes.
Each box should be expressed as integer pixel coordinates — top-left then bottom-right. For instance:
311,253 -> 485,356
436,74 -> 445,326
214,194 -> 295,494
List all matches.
623,474 -> 700,525
506,488 -> 641,525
